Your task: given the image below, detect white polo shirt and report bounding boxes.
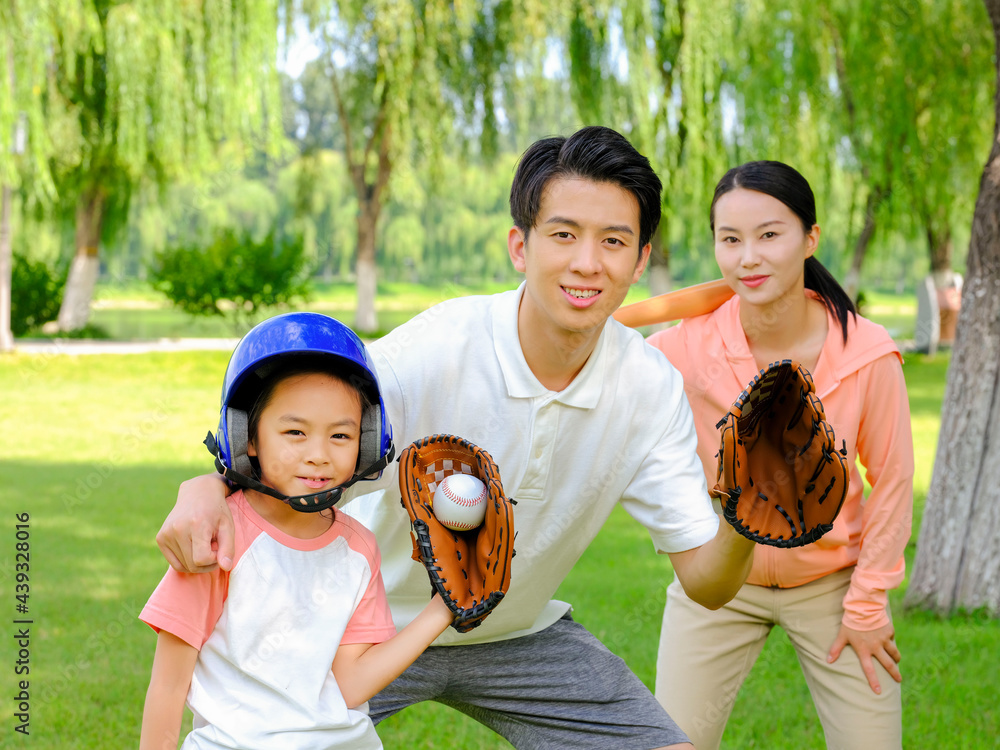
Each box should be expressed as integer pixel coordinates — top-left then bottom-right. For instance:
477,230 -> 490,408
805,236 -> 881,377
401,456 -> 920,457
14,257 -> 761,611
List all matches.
342,284 -> 719,645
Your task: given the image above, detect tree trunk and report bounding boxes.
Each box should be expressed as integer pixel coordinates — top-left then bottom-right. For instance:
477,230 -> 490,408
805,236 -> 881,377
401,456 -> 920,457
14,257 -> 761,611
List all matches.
2,41 -> 15,351
320,240 -> 335,283
928,224 -> 954,275
0,183 -> 13,351
329,71 -> 391,336
354,198 -> 379,334
57,186 -> 106,332
927,224 -> 961,345
645,222 -> 674,334
648,221 -> 673,292
844,184 -> 887,302
905,0 -> 1000,615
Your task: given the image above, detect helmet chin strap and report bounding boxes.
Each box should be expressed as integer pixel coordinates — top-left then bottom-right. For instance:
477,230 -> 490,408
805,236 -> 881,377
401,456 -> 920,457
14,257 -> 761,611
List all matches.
203,432 -> 395,514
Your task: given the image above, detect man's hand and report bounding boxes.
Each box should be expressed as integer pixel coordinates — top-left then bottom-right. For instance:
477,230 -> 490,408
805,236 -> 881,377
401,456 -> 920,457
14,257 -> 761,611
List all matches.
827,622 -> 902,695
156,474 -> 234,573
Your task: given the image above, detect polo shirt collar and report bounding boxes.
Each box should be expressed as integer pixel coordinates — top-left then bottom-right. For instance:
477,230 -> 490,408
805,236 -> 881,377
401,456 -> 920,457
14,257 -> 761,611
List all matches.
493,282 -> 607,408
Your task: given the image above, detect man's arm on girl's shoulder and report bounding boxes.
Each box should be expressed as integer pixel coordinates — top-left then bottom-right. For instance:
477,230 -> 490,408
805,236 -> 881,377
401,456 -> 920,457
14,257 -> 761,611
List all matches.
332,595 -> 454,709
157,474 -> 235,573
140,631 -> 199,750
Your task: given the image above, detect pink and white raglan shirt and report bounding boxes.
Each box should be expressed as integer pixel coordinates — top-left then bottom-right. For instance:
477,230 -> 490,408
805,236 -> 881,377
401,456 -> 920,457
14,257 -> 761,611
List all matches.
140,491 -> 397,749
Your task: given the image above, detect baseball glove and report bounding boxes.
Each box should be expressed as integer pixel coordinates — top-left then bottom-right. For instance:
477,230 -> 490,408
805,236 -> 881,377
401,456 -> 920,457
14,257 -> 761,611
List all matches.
399,434 -> 515,632
710,360 -> 849,548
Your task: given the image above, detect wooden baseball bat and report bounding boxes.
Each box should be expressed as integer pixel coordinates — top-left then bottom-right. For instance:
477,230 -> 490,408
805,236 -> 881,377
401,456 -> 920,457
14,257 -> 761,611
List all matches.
613,278 -> 735,328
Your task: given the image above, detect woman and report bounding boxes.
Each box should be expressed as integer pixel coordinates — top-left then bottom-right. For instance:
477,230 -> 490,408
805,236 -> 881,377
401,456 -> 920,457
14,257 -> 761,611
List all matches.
649,161 -> 912,749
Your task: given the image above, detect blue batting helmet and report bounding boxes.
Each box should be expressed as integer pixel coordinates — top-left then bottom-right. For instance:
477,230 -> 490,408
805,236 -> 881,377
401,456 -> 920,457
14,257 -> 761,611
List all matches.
205,312 -> 394,512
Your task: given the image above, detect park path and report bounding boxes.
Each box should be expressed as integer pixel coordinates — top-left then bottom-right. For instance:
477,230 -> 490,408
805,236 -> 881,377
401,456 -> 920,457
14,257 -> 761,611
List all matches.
11,338 -> 241,355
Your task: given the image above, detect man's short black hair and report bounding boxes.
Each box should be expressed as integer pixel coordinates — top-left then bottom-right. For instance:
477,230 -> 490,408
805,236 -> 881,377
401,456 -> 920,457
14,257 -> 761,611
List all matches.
509,126 -> 662,250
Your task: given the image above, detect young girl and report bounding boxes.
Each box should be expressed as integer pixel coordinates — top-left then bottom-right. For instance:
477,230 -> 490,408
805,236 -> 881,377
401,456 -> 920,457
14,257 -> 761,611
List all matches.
649,162 -> 913,749
139,312 -> 453,750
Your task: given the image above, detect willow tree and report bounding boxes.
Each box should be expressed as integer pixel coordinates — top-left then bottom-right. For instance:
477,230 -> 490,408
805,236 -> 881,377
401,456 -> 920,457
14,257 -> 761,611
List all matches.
0,0 -> 72,350
49,0 -> 282,331
565,0 -> 731,293
295,0 -> 557,333
0,29 -> 15,352
809,1 -> 991,306
627,0 -> 730,291
888,2 -> 993,297
701,0 -> 897,297
729,0 -> 992,301
816,2 -> 906,299
905,0 -> 1000,616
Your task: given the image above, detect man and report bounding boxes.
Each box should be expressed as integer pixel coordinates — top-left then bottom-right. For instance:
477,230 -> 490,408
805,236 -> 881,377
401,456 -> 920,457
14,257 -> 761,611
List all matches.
158,126 -> 755,749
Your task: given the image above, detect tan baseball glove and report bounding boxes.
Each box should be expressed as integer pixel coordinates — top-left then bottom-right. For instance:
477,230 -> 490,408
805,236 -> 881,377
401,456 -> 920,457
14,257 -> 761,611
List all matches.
711,360 -> 850,547
399,434 -> 515,632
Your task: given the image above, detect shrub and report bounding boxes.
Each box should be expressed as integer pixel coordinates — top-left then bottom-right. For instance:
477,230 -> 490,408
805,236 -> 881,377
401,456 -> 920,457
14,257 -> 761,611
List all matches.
151,230 -> 312,332
10,253 -> 64,336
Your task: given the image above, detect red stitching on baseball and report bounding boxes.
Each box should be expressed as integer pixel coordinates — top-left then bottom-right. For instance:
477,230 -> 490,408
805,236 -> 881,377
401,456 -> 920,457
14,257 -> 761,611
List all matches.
442,478 -> 486,507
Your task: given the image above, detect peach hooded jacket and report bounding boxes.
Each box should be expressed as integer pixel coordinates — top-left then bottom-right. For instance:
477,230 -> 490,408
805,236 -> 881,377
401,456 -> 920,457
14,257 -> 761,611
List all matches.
647,293 -> 914,630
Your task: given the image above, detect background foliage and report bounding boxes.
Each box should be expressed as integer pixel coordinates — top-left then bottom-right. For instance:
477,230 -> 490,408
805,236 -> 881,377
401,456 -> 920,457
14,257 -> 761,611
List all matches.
150,228 -> 311,331
9,251 -> 64,335
3,0 -> 994,337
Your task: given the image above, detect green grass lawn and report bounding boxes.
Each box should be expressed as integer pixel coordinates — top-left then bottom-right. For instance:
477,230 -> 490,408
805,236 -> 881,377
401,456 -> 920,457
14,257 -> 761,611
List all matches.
3,310 -> 995,748
860,290 -> 919,341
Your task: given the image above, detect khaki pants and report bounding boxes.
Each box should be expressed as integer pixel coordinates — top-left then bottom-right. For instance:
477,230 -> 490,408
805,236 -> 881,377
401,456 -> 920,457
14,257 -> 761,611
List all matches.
655,568 -> 902,750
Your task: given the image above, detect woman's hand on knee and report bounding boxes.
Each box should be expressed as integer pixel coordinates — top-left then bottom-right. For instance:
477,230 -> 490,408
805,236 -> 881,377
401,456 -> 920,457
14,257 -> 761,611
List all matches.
827,622 -> 901,694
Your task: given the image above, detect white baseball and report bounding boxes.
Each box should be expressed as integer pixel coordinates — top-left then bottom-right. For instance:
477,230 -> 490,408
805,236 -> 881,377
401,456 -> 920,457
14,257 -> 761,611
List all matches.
432,474 -> 488,531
